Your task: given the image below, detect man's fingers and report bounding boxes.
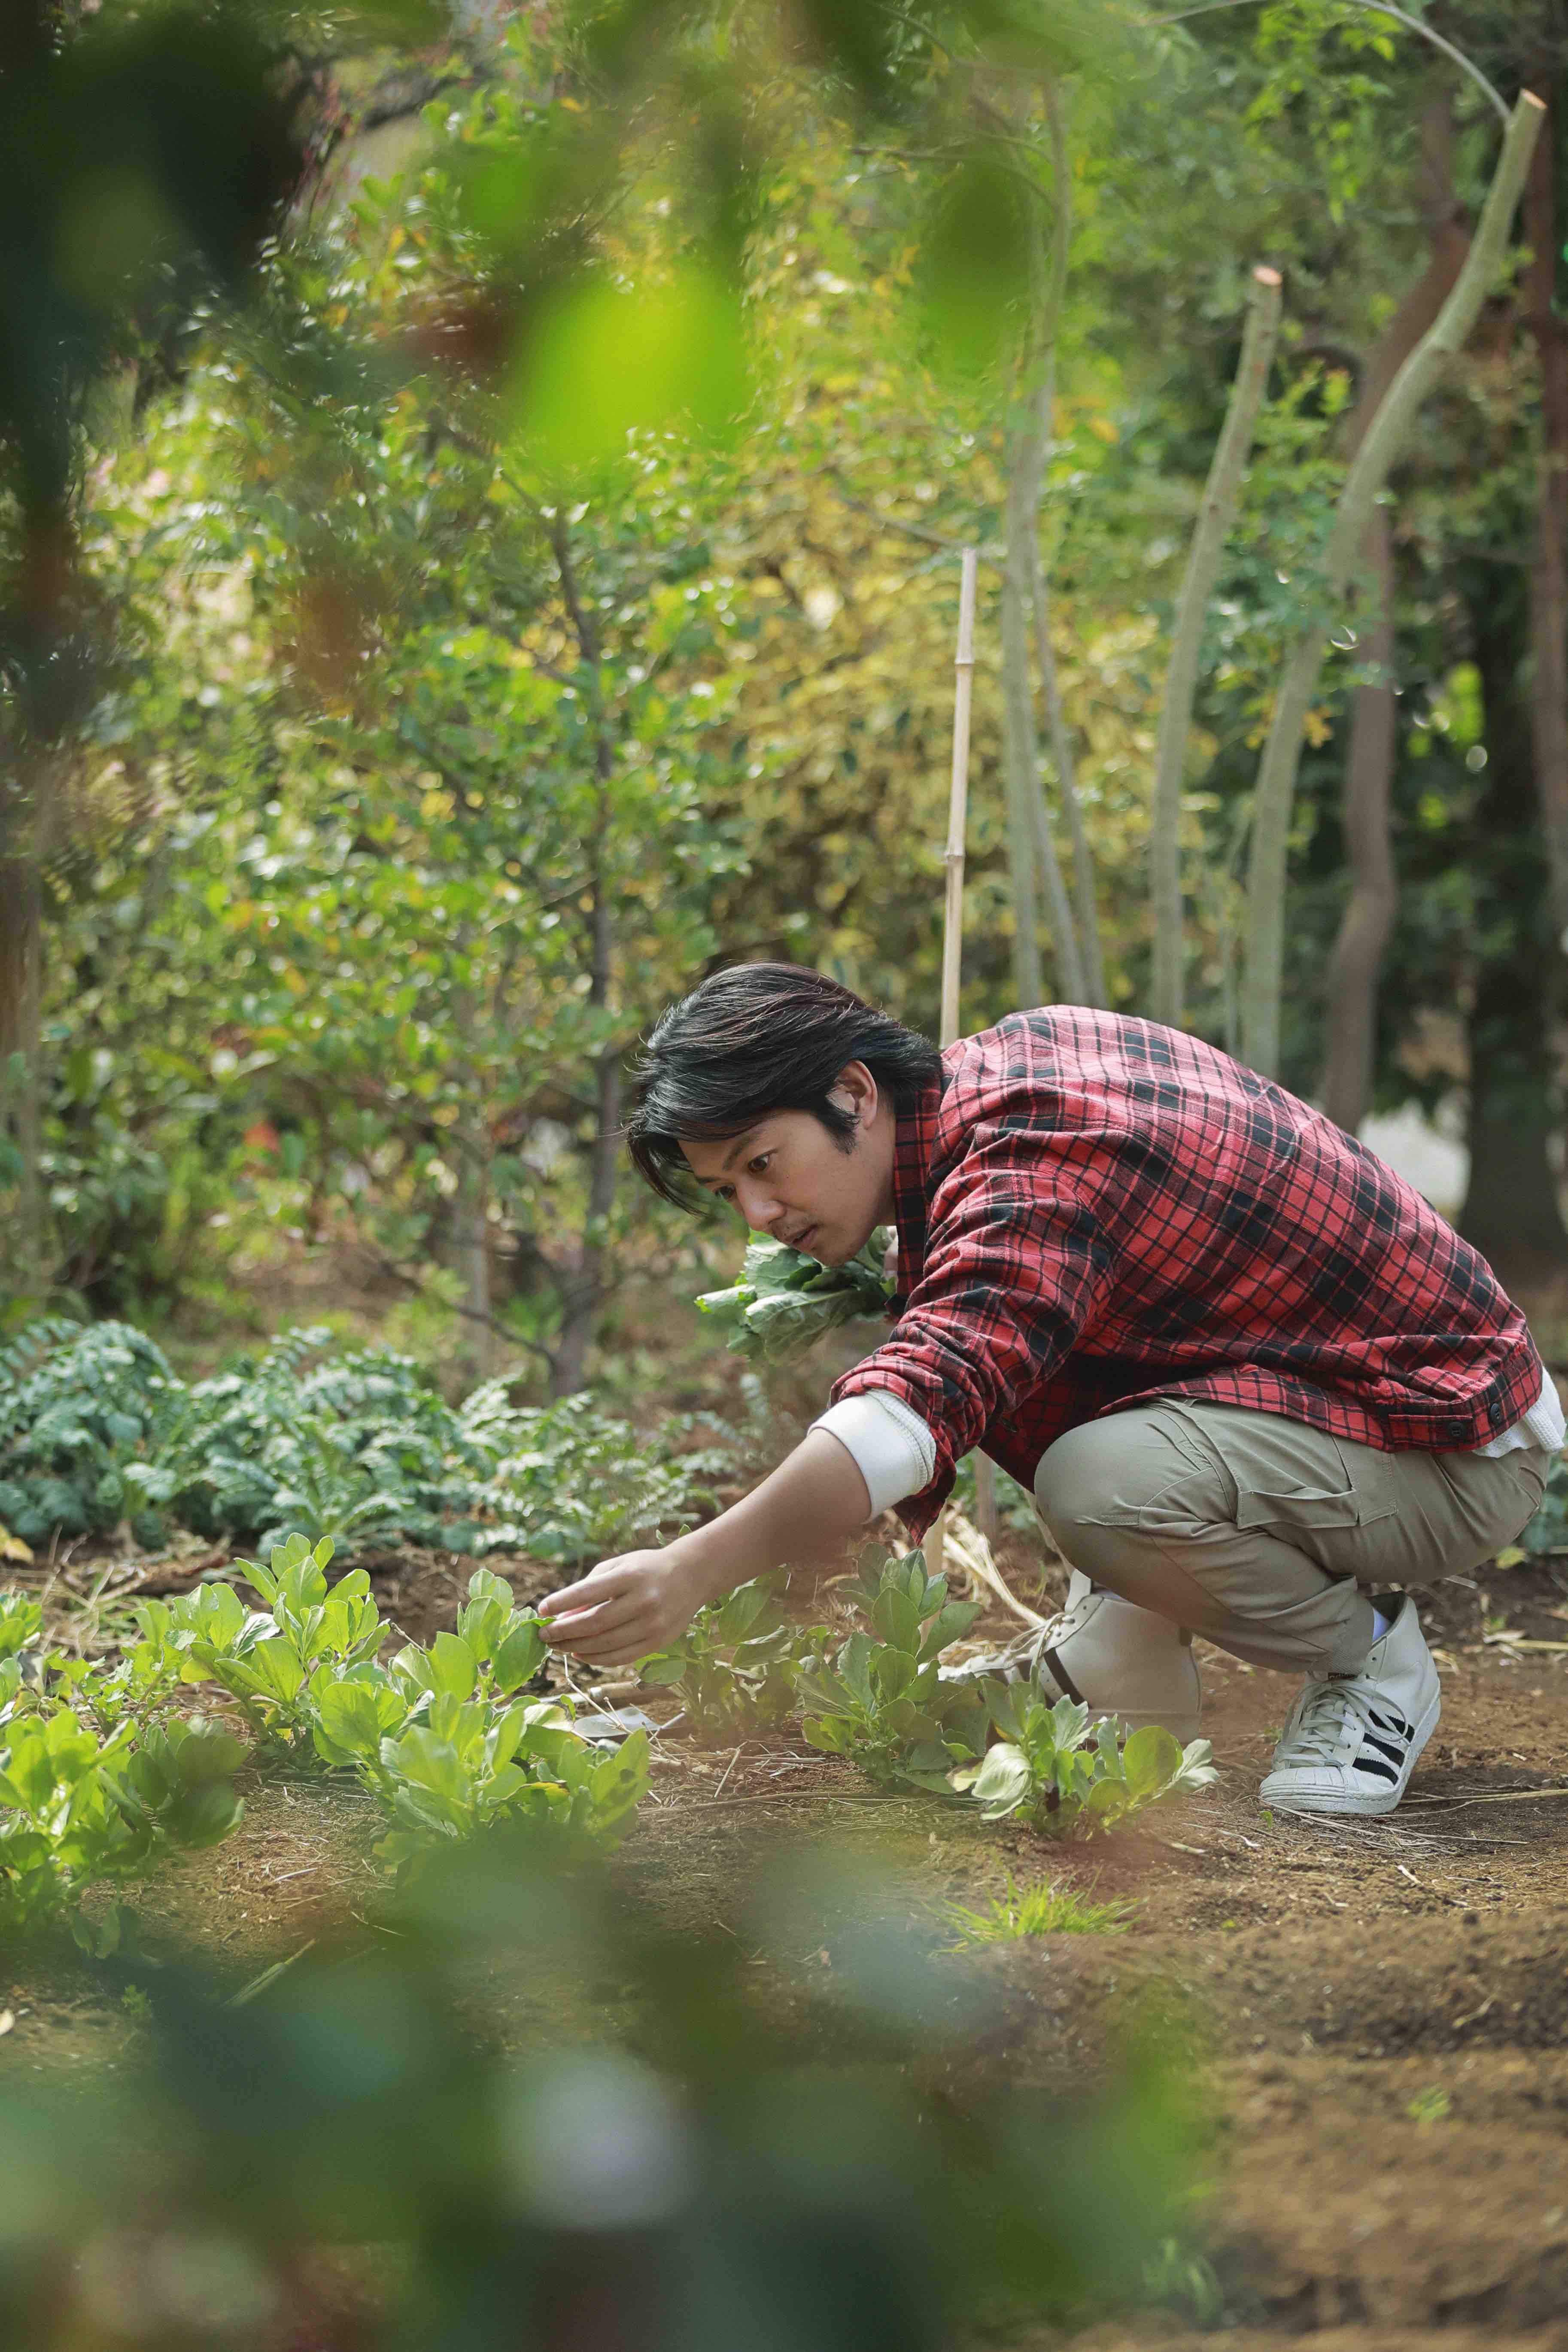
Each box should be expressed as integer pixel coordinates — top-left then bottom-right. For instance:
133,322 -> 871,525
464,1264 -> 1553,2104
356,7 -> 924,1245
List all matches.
542,1595 -> 644,1645
551,1619 -> 658,1667
540,1566 -> 627,1620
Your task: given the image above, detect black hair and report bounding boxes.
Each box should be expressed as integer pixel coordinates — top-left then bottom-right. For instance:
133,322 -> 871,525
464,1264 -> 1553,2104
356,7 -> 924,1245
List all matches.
626,963 -> 943,1207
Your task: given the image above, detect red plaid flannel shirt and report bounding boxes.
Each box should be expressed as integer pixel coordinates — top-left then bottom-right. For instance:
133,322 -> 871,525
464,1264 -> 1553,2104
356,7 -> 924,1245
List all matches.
830,1010 -> 1542,1539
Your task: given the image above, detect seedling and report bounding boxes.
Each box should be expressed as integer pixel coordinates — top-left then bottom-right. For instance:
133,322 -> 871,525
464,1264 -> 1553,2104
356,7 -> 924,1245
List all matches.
950,1688 -> 1219,1835
946,1872 -> 1144,1945
796,1546 -> 987,1791
1407,2085 -> 1451,2127
637,1578 -> 814,1739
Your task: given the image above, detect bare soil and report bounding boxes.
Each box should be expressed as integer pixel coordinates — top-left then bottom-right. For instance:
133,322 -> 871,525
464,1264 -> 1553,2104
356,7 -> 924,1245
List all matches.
6,1535 -> 1566,2349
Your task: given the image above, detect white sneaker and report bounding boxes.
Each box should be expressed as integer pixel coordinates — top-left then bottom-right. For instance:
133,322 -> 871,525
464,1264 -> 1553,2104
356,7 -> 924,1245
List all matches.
941,1571 -> 1202,1743
1260,1594 -> 1440,1817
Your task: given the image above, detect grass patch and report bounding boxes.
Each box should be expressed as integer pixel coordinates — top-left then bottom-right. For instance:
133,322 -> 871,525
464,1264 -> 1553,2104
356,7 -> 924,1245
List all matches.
945,1872 -> 1143,1945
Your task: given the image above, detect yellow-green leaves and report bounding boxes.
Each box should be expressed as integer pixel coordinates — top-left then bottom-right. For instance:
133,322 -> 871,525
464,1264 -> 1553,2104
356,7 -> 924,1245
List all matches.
504,264 -> 749,475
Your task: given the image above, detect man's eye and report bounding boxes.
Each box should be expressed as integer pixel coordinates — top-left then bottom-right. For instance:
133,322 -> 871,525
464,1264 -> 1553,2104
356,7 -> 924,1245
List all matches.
749,1154 -> 771,1174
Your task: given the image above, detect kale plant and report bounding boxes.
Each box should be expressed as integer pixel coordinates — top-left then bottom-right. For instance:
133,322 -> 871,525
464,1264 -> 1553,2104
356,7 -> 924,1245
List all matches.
0,1318 -> 740,1562
696,1231 -> 893,1365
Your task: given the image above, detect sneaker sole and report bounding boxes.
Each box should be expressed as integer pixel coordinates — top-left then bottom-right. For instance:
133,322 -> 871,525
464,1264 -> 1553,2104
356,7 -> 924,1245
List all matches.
1260,1685 -> 1440,1818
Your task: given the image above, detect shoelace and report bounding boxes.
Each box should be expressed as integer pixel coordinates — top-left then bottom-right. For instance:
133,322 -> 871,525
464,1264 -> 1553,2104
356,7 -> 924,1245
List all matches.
1283,1672 -> 1399,1769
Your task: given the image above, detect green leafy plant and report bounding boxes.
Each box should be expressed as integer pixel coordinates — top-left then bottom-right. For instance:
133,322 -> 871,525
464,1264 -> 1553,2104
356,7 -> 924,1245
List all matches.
0,1318 -> 740,1563
796,1547 -> 988,1792
636,1578 -> 816,1740
1518,1454 -> 1568,1556
0,1705 -> 244,1945
135,1537 -> 650,1875
946,1872 -> 1144,1945
696,1230 -> 893,1365
951,1692 -> 1219,1834
134,1534 -> 385,1757
1407,2085 -> 1452,2127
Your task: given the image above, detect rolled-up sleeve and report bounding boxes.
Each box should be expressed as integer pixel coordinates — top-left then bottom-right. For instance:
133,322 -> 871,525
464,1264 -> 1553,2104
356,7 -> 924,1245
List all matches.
829,1130 -> 1113,1532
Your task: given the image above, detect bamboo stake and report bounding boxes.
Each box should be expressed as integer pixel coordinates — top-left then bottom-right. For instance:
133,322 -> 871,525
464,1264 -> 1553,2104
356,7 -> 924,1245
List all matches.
927,550 -> 979,1582
939,547 -> 979,1045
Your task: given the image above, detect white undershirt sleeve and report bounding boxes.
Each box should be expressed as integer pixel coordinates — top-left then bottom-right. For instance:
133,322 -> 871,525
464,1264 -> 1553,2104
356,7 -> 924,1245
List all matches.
811,1389 -> 938,1516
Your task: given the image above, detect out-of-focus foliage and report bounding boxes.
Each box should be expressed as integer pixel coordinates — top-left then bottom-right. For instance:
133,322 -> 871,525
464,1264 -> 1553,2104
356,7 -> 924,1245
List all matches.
0,1825 -> 1207,2350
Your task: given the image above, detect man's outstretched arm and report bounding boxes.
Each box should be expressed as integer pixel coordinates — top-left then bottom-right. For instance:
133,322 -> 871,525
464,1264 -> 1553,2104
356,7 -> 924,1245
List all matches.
538,1428 -> 874,1668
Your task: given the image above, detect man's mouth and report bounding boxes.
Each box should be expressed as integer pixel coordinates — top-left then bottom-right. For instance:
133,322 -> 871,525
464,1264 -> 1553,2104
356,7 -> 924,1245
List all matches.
784,1223 -> 819,1252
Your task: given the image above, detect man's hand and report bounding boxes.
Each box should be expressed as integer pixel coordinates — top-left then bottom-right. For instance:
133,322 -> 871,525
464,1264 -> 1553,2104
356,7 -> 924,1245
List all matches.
539,1543 -> 708,1668
540,1428 -> 875,1671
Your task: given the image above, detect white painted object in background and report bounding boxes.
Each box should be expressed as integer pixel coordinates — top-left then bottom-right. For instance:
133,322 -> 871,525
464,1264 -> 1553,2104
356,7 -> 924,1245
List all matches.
1357,1099 -> 1469,1220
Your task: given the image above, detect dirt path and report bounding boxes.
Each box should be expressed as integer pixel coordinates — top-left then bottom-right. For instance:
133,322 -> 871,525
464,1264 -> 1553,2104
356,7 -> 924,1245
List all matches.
6,1544 -> 1565,2347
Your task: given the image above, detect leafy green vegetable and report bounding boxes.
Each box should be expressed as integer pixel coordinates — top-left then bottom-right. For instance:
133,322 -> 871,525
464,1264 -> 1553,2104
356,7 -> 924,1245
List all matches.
0,1704 -> 245,1945
0,1320 -> 739,1562
950,1689 -> 1219,1833
637,1578 -> 819,1740
696,1230 -> 893,1365
796,1546 -> 987,1792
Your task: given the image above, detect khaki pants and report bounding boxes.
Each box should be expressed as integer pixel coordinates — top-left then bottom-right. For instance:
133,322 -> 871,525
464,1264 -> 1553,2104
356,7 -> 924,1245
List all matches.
1033,1400 -> 1552,1676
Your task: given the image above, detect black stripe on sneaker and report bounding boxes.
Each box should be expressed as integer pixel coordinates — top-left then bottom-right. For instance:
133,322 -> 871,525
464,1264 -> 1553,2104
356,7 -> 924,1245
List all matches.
1041,1646 -> 1085,1706
1353,1755 -> 1400,1781
1362,1734 -> 1407,1766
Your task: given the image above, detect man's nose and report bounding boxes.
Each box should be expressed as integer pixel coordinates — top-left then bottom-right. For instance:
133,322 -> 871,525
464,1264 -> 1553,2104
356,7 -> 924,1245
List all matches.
735,1179 -> 786,1231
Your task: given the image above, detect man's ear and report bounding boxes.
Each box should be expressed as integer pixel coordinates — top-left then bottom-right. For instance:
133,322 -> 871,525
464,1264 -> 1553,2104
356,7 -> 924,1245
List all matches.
830,1062 -> 878,1121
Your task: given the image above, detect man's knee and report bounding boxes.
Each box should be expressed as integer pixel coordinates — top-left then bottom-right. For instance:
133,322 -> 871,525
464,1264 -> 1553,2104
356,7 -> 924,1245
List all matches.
1033,1416 -> 1130,1550
1033,1407 -> 1228,1558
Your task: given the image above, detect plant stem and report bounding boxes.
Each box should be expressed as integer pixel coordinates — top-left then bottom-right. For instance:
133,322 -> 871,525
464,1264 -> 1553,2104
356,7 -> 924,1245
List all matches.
1149,264 -> 1281,1030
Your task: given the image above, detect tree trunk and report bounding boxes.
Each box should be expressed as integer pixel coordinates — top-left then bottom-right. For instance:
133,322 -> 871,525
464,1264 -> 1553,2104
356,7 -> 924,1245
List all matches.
0,796 -> 43,1286
1243,90 -> 1544,1079
1458,575 -> 1568,1285
1525,109 -> 1568,946
454,1139 -> 492,1383
1149,264 -> 1281,1030
1318,503 -> 1397,1133
553,866 -> 619,1398
548,513 -> 620,1399
1000,513 -> 1047,1009
1318,162 -> 1471,1132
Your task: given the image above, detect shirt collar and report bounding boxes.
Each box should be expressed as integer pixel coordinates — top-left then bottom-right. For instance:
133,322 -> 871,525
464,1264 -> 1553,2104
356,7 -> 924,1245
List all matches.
889,1070 -> 947,1296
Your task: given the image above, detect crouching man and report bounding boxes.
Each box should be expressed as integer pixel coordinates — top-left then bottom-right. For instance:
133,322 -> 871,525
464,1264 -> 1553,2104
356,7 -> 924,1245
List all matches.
540,965 -> 1560,1817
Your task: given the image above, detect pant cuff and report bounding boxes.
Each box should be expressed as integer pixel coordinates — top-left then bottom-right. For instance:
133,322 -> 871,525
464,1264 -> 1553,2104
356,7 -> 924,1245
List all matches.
1327,1589 -> 1376,1674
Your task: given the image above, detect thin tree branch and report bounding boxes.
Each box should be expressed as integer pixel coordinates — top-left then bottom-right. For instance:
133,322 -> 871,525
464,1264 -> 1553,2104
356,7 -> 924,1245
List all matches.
1146,0 -> 1509,124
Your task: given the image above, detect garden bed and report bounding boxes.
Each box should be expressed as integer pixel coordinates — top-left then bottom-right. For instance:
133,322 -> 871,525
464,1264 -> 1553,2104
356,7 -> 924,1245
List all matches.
3,1529 -> 1565,2346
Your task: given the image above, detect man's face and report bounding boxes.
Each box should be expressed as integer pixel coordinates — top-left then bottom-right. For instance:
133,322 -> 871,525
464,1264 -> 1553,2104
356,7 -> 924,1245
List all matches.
680,1061 -> 896,1265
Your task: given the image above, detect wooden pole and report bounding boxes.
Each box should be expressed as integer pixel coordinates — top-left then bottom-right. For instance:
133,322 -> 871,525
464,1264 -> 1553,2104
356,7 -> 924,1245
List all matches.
939,547 -> 978,1046
928,549 -> 979,1579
